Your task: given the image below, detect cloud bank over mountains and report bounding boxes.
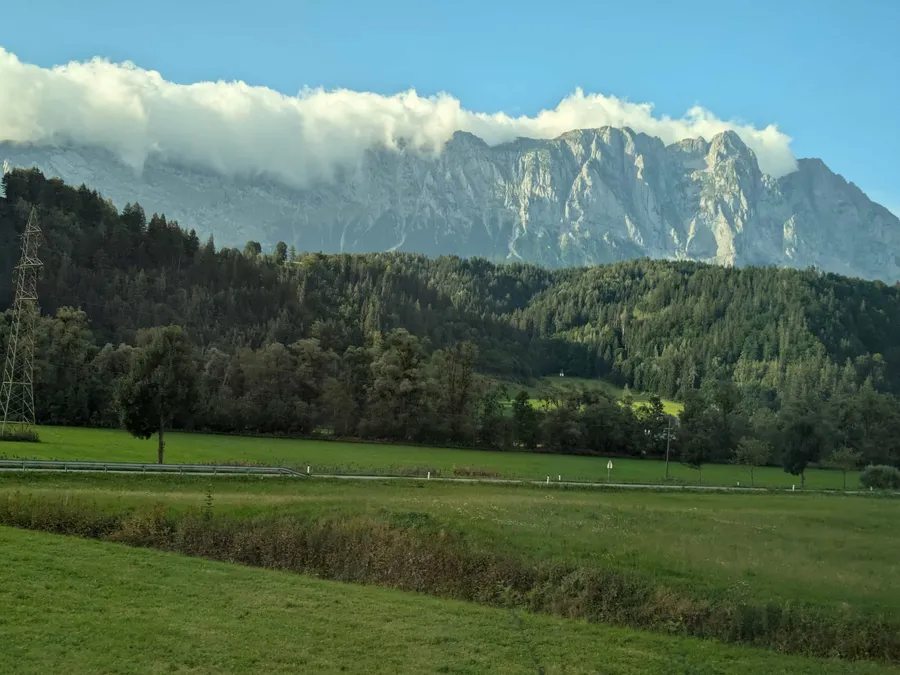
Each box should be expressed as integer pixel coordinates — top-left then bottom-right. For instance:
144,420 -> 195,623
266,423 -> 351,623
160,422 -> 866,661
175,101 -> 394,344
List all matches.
0,47 -> 798,188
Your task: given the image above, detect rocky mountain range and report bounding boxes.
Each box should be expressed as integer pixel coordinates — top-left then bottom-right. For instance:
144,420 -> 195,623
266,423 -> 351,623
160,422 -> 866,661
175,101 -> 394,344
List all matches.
2,127 -> 899,281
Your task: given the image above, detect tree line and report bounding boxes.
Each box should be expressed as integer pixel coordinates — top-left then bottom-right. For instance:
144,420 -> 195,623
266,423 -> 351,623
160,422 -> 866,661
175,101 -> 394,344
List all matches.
8,300 -> 900,482
2,168 -> 900,478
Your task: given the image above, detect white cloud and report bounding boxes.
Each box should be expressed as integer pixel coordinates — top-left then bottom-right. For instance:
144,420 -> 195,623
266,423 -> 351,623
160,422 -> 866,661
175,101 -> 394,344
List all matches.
0,47 -> 798,186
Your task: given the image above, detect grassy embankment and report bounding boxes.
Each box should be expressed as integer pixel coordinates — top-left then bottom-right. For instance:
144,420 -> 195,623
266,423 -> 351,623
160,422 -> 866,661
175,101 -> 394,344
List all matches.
2,473 -> 893,614
3,471 -> 899,666
4,526 -> 895,675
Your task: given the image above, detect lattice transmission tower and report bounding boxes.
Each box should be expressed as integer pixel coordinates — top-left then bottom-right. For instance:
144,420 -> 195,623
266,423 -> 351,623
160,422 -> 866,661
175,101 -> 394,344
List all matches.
0,208 -> 43,433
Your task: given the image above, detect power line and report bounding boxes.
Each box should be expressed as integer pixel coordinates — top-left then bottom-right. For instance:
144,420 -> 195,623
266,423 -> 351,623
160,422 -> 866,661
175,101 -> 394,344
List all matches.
1,208 -> 44,433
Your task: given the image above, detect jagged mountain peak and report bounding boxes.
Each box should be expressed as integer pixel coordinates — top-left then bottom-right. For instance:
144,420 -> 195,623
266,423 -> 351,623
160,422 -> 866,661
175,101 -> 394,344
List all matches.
711,128 -> 745,146
446,130 -> 489,148
1,128 -> 898,281
706,129 -> 757,166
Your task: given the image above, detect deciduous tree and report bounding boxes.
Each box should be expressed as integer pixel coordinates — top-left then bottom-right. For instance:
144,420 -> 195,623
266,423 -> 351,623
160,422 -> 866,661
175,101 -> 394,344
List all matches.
780,402 -> 829,489
733,437 -> 771,486
824,446 -> 863,490
115,325 -> 197,464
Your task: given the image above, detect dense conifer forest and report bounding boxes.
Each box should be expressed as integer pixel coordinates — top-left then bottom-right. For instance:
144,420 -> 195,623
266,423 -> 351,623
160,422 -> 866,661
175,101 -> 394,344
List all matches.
3,168 -> 900,474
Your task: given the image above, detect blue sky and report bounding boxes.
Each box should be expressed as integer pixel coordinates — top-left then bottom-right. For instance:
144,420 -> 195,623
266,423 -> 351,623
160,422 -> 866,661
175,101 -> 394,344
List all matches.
1,0 -> 898,213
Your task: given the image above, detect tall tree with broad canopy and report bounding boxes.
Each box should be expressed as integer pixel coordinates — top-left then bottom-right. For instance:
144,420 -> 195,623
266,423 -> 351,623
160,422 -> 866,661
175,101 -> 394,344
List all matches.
115,325 -> 197,464
780,401 -> 830,488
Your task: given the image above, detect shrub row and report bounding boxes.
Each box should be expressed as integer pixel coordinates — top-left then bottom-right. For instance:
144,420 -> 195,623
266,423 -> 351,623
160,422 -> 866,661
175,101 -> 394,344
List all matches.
0,429 -> 40,443
1,491 -> 898,663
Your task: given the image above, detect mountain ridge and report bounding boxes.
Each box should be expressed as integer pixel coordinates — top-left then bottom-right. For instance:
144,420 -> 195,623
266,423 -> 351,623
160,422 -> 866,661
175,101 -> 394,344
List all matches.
2,126 -> 899,281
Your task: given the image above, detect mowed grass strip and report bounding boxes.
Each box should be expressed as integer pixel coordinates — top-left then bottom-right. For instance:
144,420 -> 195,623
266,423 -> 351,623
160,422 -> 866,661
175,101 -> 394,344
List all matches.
1,527 -> 896,675
2,473 -> 899,616
2,425 -> 859,489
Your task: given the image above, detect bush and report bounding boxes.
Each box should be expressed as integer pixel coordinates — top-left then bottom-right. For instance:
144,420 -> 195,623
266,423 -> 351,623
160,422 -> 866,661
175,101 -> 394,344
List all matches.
859,465 -> 900,490
452,466 -> 501,479
0,428 -> 40,443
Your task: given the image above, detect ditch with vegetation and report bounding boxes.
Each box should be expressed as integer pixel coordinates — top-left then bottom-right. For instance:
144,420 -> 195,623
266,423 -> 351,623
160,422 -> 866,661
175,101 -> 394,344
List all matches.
2,473 -> 899,666
7,526 -> 896,675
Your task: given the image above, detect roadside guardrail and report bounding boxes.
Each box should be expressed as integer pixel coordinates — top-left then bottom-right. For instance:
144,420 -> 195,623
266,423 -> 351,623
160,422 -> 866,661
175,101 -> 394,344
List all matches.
0,459 -> 305,477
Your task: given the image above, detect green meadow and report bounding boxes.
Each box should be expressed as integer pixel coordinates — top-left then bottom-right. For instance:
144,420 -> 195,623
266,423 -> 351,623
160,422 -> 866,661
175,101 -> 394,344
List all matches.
2,472 -> 896,616
1,425 -> 856,489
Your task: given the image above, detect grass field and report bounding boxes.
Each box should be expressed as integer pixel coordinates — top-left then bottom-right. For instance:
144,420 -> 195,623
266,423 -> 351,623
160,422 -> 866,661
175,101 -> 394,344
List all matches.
2,472 -> 898,617
0,425 -> 859,489
2,527 -> 897,675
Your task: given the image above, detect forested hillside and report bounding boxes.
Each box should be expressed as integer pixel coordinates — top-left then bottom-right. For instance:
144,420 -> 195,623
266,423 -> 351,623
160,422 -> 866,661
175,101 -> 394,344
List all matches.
4,168 -> 900,396
3,167 -> 900,471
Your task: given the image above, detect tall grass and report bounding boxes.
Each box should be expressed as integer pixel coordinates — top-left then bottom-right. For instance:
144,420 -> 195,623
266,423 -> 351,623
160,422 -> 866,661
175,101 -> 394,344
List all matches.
1,491 -> 897,664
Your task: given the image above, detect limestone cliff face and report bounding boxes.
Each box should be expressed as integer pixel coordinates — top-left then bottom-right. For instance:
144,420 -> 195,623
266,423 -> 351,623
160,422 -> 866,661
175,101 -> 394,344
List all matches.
2,127 -> 899,281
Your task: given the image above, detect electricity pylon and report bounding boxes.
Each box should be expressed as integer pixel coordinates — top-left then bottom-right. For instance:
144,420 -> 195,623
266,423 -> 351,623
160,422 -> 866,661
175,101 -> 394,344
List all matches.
0,208 -> 43,433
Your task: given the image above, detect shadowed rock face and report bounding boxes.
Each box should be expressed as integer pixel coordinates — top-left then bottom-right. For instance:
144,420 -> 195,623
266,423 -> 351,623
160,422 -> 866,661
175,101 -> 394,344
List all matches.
3,127 -> 899,281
